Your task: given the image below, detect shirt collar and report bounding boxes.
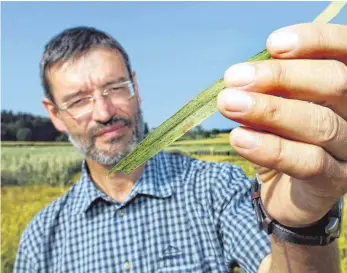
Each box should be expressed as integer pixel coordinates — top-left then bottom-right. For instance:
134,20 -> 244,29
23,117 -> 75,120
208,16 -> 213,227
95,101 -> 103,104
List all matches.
71,151 -> 173,215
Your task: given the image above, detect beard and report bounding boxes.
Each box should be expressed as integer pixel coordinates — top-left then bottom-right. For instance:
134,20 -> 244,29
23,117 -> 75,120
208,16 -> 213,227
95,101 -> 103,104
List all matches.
67,107 -> 145,167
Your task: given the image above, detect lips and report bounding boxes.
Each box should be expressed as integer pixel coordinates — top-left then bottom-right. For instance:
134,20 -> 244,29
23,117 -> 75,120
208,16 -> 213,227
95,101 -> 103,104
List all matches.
95,122 -> 127,137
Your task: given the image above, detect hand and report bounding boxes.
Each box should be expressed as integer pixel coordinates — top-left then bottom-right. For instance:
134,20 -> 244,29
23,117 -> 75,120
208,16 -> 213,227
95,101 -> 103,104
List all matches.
217,23 -> 347,228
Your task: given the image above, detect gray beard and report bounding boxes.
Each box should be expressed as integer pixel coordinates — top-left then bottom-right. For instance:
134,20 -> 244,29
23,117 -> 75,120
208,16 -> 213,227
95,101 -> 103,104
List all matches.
67,108 -> 145,167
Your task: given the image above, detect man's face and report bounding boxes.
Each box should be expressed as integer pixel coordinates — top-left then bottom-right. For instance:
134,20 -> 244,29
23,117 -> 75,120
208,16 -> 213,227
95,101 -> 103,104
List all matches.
45,48 -> 144,166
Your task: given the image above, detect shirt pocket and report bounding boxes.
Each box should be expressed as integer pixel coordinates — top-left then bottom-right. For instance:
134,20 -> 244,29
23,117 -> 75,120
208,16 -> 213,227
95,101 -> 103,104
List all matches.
154,245 -> 203,273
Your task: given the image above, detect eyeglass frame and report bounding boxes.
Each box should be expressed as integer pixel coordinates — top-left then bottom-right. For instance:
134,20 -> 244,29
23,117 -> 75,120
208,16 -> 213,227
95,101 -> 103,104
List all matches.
55,80 -> 136,119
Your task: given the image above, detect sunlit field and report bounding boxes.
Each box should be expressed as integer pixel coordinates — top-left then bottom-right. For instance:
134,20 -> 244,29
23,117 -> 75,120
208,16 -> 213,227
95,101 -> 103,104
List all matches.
1,186 -> 69,273
1,145 -> 83,272
2,141 -> 347,273
1,146 -> 82,186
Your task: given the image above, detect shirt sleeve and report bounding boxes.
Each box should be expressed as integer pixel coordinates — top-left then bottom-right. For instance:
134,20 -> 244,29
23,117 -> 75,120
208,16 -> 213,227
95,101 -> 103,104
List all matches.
13,213 -> 42,273
13,246 -> 39,273
216,164 -> 271,273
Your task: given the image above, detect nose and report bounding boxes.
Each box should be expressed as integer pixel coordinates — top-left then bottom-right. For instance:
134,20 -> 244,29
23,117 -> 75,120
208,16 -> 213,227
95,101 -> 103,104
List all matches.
91,95 -> 114,123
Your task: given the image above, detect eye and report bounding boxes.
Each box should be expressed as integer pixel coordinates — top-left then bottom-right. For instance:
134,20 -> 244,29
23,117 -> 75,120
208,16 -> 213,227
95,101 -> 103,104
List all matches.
70,97 -> 91,107
109,86 -> 124,92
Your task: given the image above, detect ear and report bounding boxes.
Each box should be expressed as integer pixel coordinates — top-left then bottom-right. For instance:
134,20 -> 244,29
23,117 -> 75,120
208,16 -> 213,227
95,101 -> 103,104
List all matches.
131,71 -> 142,104
42,98 -> 67,133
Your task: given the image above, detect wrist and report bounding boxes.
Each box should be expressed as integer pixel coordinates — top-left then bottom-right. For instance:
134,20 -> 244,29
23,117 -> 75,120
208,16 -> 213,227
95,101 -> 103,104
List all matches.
251,174 -> 343,246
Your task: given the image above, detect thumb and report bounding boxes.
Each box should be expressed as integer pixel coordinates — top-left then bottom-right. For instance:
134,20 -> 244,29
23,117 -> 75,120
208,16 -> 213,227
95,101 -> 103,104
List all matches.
252,163 -> 279,183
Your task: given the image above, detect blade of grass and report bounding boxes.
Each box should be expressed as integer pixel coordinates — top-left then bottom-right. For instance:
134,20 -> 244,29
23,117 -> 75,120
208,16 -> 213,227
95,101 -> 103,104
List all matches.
313,1 -> 346,23
108,1 -> 346,176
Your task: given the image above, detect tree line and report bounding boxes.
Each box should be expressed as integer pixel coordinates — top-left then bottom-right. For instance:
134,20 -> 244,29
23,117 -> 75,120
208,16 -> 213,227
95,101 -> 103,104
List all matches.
1,110 -> 69,141
1,110 -> 151,142
1,110 -> 232,142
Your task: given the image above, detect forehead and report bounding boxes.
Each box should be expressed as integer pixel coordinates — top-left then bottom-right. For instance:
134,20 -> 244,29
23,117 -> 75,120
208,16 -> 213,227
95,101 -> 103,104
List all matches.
48,48 -> 128,101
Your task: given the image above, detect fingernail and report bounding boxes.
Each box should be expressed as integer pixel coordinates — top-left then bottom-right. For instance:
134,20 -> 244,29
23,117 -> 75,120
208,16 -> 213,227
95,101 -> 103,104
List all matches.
267,31 -> 298,53
218,89 -> 253,112
230,128 -> 258,149
225,63 -> 255,86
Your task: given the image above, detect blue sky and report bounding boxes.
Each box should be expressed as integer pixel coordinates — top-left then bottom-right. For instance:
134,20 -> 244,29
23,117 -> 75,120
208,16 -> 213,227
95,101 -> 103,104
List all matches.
2,1 -> 346,130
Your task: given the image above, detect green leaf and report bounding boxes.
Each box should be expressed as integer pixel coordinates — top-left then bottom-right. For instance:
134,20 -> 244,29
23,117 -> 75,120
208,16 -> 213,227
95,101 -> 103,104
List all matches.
108,1 -> 346,176
313,1 -> 346,23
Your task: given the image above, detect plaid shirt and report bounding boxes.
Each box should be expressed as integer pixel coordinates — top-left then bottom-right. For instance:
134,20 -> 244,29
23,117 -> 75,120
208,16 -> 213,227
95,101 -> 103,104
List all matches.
14,151 -> 271,273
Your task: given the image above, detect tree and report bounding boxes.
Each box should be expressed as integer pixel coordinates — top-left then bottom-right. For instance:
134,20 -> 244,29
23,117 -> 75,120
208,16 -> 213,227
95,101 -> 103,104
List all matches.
15,119 -> 32,130
191,125 -> 204,135
144,122 -> 149,136
1,110 -> 63,141
1,124 -> 12,140
211,129 -> 220,135
55,133 -> 69,142
16,128 -> 32,141
202,131 -> 211,138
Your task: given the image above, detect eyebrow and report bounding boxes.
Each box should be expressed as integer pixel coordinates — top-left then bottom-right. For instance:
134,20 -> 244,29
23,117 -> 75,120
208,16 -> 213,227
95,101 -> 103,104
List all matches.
61,90 -> 85,104
101,76 -> 128,88
60,76 -> 129,103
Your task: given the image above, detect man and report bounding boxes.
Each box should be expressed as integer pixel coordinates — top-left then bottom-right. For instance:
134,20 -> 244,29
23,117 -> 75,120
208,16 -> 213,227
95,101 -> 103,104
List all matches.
14,22 -> 347,273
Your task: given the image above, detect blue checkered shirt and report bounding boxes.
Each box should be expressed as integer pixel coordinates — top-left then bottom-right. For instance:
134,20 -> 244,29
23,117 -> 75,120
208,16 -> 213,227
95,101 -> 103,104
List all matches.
14,151 -> 271,273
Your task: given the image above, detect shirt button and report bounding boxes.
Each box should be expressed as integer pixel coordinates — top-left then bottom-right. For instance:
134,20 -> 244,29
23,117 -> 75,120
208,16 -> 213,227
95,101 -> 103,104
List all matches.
119,209 -> 126,216
124,261 -> 132,270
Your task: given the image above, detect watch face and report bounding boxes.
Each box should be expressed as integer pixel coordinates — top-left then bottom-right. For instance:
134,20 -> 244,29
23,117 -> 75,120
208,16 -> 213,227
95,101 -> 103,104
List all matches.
338,198 -> 344,238
326,198 -> 344,238
339,198 -> 344,216
256,173 -> 263,184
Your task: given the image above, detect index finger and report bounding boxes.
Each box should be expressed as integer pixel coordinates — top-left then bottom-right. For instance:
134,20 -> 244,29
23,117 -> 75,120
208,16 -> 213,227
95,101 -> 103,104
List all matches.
267,23 -> 347,64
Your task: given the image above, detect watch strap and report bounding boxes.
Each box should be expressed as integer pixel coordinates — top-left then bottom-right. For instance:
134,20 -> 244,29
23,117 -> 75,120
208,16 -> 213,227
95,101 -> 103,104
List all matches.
251,175 -> 343,246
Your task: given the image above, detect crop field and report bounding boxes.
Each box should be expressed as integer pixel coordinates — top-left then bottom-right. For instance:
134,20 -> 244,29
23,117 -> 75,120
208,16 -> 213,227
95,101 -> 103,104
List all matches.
1,141 -> 73,147
168,133 -> 236,154
1,145 -> 83,272
1,185 -> 69,272
1,146 -> 83,186
166,144 -> 235,154
175,133 -> 230,145
2,142 -> 347,272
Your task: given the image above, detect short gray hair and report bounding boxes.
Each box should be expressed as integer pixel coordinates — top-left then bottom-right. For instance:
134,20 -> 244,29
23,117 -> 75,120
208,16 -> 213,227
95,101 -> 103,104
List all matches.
40,26 -> 132,103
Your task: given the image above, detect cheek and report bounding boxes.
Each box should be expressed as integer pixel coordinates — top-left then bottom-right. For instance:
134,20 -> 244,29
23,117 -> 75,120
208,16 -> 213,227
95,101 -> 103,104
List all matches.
117,103 -> 134,116
116,104 -> 138,123
63,118 -> 91,136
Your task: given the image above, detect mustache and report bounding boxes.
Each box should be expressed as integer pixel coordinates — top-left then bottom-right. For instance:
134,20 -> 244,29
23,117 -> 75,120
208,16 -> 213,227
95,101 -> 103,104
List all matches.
89,116 -> 133,137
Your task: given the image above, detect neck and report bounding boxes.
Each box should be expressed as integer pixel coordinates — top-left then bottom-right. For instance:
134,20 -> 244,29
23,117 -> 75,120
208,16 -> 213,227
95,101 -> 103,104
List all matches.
85,159 -> 146,203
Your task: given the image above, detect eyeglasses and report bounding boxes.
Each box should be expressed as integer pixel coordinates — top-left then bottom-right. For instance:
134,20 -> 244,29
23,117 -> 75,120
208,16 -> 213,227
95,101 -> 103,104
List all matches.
57,80 -> 135,119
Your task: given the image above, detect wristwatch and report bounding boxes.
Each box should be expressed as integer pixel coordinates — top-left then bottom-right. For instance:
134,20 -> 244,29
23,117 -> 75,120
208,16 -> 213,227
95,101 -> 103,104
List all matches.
251,174 -> 343,246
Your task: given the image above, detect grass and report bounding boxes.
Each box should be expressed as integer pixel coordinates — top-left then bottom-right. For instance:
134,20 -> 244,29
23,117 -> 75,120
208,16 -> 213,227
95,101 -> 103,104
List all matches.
1,185 -> 69,273
174,133 -> 230,145
166,144 -> 235,154
167,133 -> 235,154
1,141 -> 73,147
1,146 -> 82,186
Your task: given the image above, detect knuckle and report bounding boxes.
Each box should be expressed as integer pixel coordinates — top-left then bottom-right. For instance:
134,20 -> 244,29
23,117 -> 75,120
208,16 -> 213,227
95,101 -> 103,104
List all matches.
303,146 -> 327,180
272,137 -> 286,167
315,26 -> 327,52
270,61 -> 287,89
262,97 -> 282,123
316,108 -> 340,146
330,60 -> 347,97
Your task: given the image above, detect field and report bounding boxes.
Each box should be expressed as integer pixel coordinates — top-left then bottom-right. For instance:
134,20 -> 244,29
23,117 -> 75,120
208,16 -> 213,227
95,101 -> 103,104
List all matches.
1,146 -> 82,186
168,133 -> 234,154
1,185 -> 69,272
2,140 -> 347,272
1,145 -> 84,272
1,141 -> 73,147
